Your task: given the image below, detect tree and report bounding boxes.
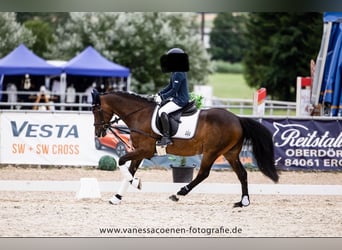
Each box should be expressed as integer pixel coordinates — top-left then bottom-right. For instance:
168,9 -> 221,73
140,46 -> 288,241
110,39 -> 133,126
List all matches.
243,13 -> 323,101
0,12 -> 35,57
209,12 -> 248,63
24,19 -> 54,57
16,12 -> 69,57
46,12 -> 211,94
16,12 -> 70,29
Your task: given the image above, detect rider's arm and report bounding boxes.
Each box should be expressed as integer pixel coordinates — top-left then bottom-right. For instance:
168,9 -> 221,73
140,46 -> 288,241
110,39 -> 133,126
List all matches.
159,72 -> 185,100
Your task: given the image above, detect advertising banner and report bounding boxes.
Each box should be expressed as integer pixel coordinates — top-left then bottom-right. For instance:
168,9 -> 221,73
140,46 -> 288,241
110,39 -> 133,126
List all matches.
1,112 -> 341,171
0,112 -> 111,166
211,118 -> 342,171
262,118 -> 342,171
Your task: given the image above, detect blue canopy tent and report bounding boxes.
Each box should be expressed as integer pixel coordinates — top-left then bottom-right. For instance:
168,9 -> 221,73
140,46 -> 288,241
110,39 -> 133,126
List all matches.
0,44 -> 62,101
62,46 -> 130,92
0,44 -> 62,75
312,13 -> 342,116
62,46 -> 130,77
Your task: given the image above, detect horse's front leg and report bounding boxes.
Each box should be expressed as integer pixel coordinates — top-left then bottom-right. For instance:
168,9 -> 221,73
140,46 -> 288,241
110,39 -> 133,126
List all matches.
118,147 -> 152,166
109,159 -> 143,205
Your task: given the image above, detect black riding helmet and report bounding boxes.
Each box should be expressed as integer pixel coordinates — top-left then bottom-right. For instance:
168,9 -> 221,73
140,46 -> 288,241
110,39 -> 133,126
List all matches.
160,47 -> 189,73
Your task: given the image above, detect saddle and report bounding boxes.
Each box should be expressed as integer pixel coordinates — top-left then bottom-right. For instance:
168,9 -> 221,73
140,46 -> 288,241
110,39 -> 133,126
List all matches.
156,101 -> 197,136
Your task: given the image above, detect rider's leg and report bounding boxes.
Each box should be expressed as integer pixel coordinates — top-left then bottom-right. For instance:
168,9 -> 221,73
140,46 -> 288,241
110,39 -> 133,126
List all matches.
159,112 -> 172,145
157,101 -> 182,146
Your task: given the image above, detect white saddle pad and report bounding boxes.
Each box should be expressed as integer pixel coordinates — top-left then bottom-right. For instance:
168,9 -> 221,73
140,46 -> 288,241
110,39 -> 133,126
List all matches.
151,106 -> 200,139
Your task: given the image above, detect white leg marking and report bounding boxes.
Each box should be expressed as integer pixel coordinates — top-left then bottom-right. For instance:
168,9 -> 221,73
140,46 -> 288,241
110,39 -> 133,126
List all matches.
241,195 -> 250,206
131,177 -> 142,189
118,163 -> 133,181
109,179 -> 130,205
109,195 -> 122,205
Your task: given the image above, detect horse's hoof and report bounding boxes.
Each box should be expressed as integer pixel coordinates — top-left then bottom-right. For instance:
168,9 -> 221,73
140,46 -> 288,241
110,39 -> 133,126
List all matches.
169,194 -> 179,202
233,195 -> 250,208
177,185 -> 190,196
233,201 -> 243,208
109,194 -> 122,205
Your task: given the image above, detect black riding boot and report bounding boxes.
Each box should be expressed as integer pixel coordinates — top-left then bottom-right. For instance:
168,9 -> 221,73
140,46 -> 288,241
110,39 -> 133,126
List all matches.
158,112 -> 172,146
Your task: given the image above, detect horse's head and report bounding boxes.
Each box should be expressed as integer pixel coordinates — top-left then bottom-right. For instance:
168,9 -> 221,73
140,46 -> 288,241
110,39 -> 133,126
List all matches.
91,89 -> 113,137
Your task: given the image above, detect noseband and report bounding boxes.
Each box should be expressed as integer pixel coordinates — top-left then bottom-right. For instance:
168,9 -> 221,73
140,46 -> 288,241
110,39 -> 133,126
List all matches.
92,103 -> 119,132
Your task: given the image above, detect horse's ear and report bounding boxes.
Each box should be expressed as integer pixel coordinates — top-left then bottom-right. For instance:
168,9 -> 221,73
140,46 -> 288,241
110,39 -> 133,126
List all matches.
92,88 -> 101,105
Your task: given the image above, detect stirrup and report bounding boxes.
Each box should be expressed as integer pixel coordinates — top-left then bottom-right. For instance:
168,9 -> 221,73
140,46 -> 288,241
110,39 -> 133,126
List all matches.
157,136 -> 172,146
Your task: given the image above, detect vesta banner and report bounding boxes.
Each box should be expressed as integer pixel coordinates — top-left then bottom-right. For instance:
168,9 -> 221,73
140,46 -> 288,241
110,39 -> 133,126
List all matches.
0,111 -> 111,166
262,118 -> 342,171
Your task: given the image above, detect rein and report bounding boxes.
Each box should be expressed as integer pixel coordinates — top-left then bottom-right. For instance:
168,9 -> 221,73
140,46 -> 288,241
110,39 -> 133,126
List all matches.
106,124 -> 134,151
93,103 -> 159,140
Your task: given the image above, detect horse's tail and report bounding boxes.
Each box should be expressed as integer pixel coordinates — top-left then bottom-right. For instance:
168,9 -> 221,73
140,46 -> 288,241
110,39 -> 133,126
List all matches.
239,117 -> 279,183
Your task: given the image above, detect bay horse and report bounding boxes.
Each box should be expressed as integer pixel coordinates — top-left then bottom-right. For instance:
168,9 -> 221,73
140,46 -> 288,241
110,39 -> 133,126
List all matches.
91,89 -> 279,207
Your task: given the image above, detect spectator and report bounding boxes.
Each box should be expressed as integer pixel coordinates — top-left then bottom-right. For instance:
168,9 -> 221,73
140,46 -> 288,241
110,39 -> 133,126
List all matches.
6,83 -> 17,109
19,74 -> 35,110
84,82 -> 96,104
66,84 -> 76,110
33,86 -> 51,110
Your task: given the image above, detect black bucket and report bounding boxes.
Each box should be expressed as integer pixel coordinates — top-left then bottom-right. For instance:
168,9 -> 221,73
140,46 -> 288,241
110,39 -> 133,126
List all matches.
171,166 -> 194,183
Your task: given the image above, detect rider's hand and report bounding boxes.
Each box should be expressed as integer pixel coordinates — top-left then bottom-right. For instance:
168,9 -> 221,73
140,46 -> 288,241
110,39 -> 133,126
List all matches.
154,94 -> 162,104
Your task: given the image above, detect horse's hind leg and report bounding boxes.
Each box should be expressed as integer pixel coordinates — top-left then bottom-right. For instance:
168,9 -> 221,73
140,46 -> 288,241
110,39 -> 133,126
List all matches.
170,153 -> 217,201
224,152 -> 250,207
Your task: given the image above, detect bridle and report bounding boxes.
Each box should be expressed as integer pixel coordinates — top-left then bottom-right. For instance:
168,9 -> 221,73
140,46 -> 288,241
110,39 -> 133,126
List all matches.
92,101 -> 160,141
92,103 -> 135,150
92,103 -> 119,132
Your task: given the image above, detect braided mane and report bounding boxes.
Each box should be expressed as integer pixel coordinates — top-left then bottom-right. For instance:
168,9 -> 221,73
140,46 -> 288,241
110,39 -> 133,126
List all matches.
105,91 -> 155,104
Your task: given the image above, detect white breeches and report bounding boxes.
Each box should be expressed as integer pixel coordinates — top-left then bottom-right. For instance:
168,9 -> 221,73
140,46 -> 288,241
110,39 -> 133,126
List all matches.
158,101 -> 182,116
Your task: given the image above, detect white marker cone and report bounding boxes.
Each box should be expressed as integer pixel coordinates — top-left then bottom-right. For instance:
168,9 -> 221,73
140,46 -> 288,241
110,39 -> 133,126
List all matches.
76,178 -> 101,199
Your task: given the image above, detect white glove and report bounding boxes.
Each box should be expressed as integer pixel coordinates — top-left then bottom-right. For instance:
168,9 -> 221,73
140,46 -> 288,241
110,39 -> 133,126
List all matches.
154,94 -> 162,104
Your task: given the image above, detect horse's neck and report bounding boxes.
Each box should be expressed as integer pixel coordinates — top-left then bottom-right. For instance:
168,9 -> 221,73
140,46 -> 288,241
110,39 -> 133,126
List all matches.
107,93 -> 153,126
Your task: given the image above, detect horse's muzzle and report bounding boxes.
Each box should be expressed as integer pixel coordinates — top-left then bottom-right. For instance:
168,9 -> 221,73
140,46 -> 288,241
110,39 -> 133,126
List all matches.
95,128 -> 107,138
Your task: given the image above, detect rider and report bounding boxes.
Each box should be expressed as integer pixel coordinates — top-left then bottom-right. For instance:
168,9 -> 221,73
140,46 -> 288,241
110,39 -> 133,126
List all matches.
155,47 -> 190,146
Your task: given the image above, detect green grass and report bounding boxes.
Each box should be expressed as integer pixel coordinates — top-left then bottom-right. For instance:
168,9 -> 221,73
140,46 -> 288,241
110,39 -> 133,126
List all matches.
206,73 -> 296,116
207,73 -> 256,99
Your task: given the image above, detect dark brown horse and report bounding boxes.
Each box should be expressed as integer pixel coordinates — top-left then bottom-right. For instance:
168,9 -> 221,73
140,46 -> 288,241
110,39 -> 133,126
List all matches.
91,89 -> 279,207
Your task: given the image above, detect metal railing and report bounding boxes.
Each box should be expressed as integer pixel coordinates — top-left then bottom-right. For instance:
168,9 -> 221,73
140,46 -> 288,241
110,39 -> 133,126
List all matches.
0,90 -> 296,115
210,97 -> 296,116
0,90 -> 92,111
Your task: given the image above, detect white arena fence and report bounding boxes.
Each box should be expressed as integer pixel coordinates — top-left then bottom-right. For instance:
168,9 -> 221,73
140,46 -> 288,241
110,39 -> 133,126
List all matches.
0,90 -> 296,114
210,97 -> 296,116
